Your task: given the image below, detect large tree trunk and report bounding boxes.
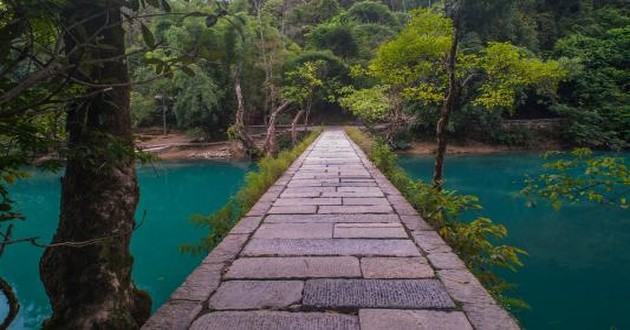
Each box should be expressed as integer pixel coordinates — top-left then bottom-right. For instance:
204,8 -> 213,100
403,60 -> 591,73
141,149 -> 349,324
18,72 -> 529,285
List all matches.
291,110 -> 305,146
263,101 -> 291,157
40,2 -> 151,329
433,10 -> 460,191
233,70 -> 260,158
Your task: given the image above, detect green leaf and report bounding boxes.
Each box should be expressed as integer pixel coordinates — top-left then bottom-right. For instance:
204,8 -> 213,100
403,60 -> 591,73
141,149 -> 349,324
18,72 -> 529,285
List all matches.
140,23 -> 155,49
180,66 -> 196,77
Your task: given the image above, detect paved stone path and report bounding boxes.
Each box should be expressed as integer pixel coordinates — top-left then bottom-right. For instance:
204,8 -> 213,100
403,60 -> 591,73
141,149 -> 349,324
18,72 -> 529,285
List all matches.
143,129 -> 519,330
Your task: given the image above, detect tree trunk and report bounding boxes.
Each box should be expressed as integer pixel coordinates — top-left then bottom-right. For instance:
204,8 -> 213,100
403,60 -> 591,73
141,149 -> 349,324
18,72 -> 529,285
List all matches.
291,109 -> 305,146
263,101 -> 291,157
233,69 -> 259,158
433,10 -> 460,191
40,2 -> 151,329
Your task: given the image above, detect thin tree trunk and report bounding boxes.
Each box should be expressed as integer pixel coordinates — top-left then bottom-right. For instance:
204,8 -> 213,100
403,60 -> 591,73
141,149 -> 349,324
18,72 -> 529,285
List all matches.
433,10 -> 460,191
263,101 -> 291,157
233,69 -> 259,157
291,109 -> 305,146
40,3 -> 151,328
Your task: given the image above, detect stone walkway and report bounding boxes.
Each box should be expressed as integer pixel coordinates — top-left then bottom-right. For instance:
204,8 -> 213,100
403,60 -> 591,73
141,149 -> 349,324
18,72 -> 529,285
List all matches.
143,129 -> 519,330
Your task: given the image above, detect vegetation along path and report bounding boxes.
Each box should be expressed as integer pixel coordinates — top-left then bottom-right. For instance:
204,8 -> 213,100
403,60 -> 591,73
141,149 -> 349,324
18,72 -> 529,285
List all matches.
143,129 -> 519,330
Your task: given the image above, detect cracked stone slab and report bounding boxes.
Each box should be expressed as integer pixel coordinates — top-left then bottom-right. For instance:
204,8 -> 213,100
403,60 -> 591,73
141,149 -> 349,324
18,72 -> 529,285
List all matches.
264,214 -> 400,223
208,281 -> 303,310
359,309 -> 473,330
361,257 -> 434,278
254,223 -> 333,239
225,257 -> 361,279
334,223 -> 407,238
190,311 -> 359,330
303,279 -> 455,309
242,239 -> 421,257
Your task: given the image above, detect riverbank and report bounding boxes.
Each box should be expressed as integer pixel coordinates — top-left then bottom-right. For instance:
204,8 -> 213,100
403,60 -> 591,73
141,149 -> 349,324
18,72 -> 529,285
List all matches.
141,136 -> 548,161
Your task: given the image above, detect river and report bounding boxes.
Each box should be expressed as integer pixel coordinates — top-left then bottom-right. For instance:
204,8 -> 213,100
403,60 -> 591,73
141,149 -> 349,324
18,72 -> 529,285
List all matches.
399,153 -> 630,329
0,161 -> 253,329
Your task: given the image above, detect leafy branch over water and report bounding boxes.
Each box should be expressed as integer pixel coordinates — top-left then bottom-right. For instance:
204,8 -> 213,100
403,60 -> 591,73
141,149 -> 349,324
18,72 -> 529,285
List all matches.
522,148 -> 629,210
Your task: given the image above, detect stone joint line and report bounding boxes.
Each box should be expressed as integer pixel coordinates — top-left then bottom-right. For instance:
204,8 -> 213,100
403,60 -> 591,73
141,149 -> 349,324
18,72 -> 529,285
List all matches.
142,129 -> 519,330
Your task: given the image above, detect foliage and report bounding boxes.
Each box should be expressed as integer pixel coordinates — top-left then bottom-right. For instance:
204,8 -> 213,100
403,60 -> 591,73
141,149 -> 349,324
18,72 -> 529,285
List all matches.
522,148 -> 629,210
347,1 -> 398,26
369,9 -> 565,110
346,127 -> 527,309
181,128 -> 323,254
552,26 -> 629,150
307,19 -> 360,59
338,85 -> 391,125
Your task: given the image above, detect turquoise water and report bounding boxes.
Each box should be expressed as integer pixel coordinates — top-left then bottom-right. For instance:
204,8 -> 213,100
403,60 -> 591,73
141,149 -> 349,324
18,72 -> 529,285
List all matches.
0,161 -> 252,329
398,153 -> 630,330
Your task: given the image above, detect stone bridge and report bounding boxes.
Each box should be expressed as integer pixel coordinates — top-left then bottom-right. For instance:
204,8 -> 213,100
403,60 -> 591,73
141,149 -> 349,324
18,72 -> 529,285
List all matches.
142,129 -> 519,330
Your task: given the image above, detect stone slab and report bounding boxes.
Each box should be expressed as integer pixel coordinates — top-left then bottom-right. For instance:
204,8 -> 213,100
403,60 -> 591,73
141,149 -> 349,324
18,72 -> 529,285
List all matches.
361,257 -> 434,278
264,214 -> 400,223
334,223 -> 407,238
171,263 -> 223,301
322,191 -> 385,198
208,281 -> 303,310
241,239 -> 421,257
142,300 -> 202,330
274,197 -> 341,206
319,205 -> 393,214
337,187 -> 382,193
412,231 -> 452,253
400,215 -> 433,231
230,216 -> 263,234
322,181 -> 378,187
254,223 -> 333,239
303,279 -> 455,309
190,311 -> 359,330
437,269 -> 495,305
267,205 -> 318,214
426,252 -> 467,270
225,257 -> 361,279
462,303 -> 520,330
359,309 -> 473,330
342,198 -> 390,206
202,234 -> 248,265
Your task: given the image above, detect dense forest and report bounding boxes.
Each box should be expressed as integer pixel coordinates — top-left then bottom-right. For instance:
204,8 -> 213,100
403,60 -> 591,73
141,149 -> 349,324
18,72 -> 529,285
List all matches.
0,0 -> 628,328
